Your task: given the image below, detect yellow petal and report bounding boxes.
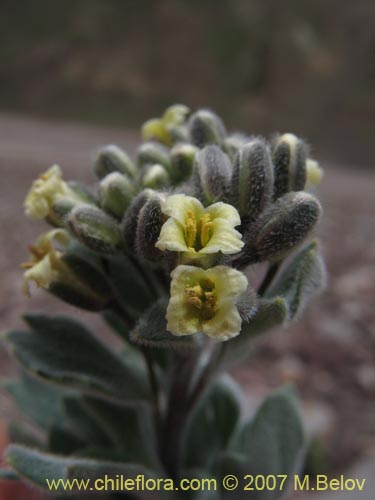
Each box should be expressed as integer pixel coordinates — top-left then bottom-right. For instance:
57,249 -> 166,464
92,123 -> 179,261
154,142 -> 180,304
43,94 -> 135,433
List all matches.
161,194 -> 204,226
202,303 -> 242,341
155,218 -> 189,252
206,201 -> 241,226
23,254 -> 57,296
305,159 -> 323,188
205,265 -> 248,300
166,265 -> 203,335
199,218 -> 244,254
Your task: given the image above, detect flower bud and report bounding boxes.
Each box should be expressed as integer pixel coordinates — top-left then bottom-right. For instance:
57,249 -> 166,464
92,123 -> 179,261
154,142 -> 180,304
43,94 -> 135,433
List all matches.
141,164 -> 170,189
99,172 -> 135,219
224,133 -> 251,161
272,133 -> 308,199
193,145 -> 231,204
94,145 -> 136,180
231,138 -> 274,223
122,189 -> 155,251
188,109 -> 227,148
67,205 -> 122,254
169,144 -> 198,184
135,193 -> 167,261
137,142 -> 171,170
21,229 -> 112,311
238,192 -> 322,265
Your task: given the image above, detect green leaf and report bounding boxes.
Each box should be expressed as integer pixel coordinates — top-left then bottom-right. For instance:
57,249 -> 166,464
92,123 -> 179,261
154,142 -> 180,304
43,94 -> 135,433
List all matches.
220,387 -> 305,499
266,240 -> 326,318
2,374 -> 67,430
6,445 -> 157,491
183,376 -> 241,471
220,297 -> 289,368
0,468 -> 19,480
130,299 -> 201,350
3,314 -> 149,400
82,397 -> 161,470
107,254 -> 156,320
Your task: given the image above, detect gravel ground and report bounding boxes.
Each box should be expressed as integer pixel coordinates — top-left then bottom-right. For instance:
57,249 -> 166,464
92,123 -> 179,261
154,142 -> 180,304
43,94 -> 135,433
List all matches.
0,113 -> 374,498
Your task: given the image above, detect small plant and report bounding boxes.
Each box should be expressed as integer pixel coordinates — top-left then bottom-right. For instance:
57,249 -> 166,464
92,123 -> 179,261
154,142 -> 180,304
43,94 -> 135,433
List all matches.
1,105 -> 326,498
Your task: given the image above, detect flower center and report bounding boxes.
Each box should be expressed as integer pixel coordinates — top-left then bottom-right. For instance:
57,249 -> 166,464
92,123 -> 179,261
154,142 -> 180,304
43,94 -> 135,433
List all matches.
185,210 -> 213,251
185,278 -> 216,320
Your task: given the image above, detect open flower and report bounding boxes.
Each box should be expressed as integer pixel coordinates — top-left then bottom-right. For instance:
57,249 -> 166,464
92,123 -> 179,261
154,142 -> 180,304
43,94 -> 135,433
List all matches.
21,229 -> 111,310
24,165 -> 85,222
155,194 -> 244,261
166,265 -> 248,341
21,229 -> 71,296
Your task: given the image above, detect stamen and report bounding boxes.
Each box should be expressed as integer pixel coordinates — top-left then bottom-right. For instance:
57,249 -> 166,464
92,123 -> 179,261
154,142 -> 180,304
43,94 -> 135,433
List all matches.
200,214 -> 213,248
185,210 -> 197,249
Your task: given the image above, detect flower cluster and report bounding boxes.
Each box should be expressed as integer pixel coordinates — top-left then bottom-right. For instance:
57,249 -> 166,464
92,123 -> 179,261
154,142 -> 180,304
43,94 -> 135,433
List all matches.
23,105 -> 323,341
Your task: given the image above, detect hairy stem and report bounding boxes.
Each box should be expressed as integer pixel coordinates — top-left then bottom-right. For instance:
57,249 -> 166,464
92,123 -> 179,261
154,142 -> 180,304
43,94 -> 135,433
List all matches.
257,261 -> 281,295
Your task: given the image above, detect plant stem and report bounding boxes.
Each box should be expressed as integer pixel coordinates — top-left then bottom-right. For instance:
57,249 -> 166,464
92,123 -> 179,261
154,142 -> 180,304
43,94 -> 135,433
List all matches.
141,346 -> 161,427
161,352 -> 199,479
257,261 -> 281,296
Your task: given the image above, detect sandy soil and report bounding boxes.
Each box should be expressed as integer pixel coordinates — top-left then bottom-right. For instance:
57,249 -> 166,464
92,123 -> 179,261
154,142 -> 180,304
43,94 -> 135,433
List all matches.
0,113 -> 374,478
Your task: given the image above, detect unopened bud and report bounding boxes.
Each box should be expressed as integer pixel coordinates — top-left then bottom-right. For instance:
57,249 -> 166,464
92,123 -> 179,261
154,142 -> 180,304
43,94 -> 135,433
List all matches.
99,172 -> 135,219
68,205 -> 122,254
95,145 -> 136,180
188,109 -> 227,148
142,164 -> 170,189
238,192 -> 322,265
272,133 -> 308,200
137,142 -> 171,170
231,138 -> 274,223
122,189 -> 154,251
193,145 -> 231,204
135,193 -> 167,261
169,144 -> 198,184
224,133 -> 250,161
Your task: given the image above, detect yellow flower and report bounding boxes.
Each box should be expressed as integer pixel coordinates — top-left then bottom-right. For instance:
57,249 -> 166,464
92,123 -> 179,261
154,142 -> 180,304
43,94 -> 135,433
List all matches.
166,265 -> 248,341
141,104 -> 190,146
24,165 -> 83,221
21,229 -> 70,296
155,194 -> 244,261
305,159 -> 323,189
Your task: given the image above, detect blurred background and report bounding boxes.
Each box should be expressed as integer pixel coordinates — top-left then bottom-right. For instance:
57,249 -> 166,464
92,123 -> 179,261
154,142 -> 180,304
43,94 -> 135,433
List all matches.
0,1 -> 374,498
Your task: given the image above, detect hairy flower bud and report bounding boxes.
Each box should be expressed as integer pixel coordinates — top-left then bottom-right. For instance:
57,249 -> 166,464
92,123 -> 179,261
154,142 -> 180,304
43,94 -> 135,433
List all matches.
272,133 -> 308,200
224,133 -> 251,161
188,109 -> 227,148
94,145 -> 136,180
135,193 -> 167,261
237,192 -> 322,265
137,142 -> 171,170
231,138 -> 274,223
68,205 -> 122,254
99,172 -> 135,219
193,145 -> 231,204
169,144 -> 198,185
122,189 -> 154,251
141,164 -> 170,190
